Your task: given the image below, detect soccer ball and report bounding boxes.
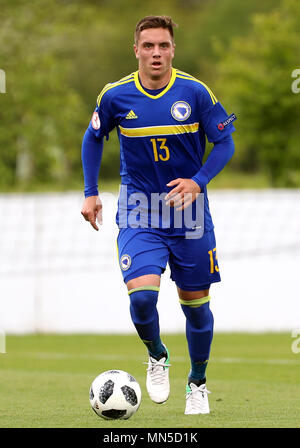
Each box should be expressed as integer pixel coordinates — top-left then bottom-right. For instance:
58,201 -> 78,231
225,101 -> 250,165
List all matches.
89,370 -> 142,420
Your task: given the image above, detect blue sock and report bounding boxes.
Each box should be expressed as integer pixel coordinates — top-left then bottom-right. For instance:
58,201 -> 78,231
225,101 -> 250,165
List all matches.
129,288 -> 165,359
180,300 -> 214,383
188,361 -> 208,385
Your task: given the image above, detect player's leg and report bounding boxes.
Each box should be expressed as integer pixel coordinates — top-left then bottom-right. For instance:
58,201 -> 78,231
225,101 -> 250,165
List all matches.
168,229 -> 220,414
117,228 -> 170,403
126,274 -> 165,360
127,274 -> 170,404
178,288 -> 213,414
178,288 -> 213,385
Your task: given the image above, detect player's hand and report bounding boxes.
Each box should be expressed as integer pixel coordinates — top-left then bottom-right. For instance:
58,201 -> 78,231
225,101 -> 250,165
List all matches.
165,178 -> 201,211
81,195 -> 102,231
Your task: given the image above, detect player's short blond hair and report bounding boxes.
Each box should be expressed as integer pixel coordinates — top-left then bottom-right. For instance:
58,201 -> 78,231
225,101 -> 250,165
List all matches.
134,15 -> 177,45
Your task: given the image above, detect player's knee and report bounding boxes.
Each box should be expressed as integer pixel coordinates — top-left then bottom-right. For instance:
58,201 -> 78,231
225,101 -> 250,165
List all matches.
128,287 -> 159,322
180,298 -> 213,329
178,288 -> 210,301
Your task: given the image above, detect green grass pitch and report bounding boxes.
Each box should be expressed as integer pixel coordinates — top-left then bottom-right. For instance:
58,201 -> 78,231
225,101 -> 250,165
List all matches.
0,333 -> 299,428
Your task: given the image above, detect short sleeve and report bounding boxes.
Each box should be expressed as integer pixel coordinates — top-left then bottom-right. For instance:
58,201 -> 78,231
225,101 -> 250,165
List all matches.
197,85 -> 236,143
87,88 -> 116,140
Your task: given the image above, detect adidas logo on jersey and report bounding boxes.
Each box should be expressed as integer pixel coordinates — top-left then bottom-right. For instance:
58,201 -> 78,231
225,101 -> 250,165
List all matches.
125,110 -> 138,119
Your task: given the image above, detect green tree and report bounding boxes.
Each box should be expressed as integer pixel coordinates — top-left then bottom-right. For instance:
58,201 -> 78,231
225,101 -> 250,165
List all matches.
215,0 -> 300,186
0,1 -> 87,189
0,0 -> 293,190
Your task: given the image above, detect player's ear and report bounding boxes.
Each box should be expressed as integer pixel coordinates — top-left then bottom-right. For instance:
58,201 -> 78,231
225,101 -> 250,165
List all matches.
133,43 -> 139,59
172,42 -> 176,57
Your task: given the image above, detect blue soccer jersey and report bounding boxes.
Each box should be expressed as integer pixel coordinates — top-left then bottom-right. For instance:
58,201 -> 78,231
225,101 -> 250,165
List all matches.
83,68 -> 235,235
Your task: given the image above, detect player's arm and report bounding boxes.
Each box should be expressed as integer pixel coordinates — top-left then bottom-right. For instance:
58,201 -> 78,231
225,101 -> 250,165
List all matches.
166,85 -> 236,210
165,133 -> 234,209
191,88 -> 236,192
81,128 -> 104,231
166,134 -> 235,210
191,133 -> 235,190
81,92 -> 115,230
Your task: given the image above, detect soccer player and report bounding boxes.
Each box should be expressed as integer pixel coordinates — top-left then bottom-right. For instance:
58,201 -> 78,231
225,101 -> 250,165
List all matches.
81,16 -> 235,414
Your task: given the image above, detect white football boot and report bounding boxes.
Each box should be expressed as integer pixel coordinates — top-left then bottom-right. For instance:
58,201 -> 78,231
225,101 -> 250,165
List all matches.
185,382 -> 211,414
144,348 -> 171,404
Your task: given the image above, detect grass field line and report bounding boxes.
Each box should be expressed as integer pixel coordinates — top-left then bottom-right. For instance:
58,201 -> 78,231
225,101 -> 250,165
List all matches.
7,351 -> 300,365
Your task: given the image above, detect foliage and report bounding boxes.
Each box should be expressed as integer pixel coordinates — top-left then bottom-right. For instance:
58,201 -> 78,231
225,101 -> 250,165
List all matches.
0,1 -> 87,188
0,0 -> 297,191
215,0 -> 300,186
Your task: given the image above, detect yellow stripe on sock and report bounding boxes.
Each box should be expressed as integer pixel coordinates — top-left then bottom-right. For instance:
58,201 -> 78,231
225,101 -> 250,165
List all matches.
128,286 -> 160,295
179,295 -> 211,307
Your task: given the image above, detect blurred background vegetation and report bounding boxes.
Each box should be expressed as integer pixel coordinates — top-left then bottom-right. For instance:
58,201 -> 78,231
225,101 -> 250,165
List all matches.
0,0 -> 299,192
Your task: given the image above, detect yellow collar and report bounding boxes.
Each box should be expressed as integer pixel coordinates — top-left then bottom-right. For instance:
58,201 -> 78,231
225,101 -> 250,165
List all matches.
134,68 -> 176,99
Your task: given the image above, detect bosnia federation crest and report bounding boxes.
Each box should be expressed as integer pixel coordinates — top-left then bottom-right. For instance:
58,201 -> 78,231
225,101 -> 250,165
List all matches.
120,254 -> 131,271
171,101 -> 191,121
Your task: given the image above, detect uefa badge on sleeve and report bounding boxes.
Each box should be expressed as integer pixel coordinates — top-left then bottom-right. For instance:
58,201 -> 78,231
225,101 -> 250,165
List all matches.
91,111 -> 101,130
217,113 -> 236,131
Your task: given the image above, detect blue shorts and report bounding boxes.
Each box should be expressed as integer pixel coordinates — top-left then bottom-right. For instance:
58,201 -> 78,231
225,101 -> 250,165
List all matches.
117,227 -> 221,291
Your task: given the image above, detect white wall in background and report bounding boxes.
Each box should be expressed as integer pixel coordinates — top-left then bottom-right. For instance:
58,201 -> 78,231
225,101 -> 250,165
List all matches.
0,190 -> 299,333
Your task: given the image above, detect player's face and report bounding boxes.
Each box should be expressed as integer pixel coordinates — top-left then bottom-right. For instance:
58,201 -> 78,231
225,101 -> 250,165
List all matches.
134,28 -> 175,84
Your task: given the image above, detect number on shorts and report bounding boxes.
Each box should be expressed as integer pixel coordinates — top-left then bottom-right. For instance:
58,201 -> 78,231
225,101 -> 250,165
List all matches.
208,247 -> 219,274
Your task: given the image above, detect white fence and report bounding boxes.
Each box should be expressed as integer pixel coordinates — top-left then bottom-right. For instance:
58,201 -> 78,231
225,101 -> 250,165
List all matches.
0,189 -> 299,334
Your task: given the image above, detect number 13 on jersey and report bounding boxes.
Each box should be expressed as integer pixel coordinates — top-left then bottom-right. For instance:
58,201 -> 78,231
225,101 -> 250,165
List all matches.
150,138 -> 170,162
